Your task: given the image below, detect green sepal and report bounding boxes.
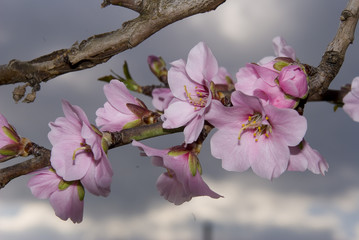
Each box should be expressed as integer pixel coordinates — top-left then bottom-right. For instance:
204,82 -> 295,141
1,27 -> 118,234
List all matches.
58,180 -> 72,191
188,153 -> 198,177
126,103 -> 149,118
98,75 -> 116,83
0,148 -> 17,156
77,183 -> 85,201
273,61 -> 290,71
197,159 -> 203,175
122,119 -> 142,129
2,126 -> 20,143
0,143 -> 20,156
168,149 -> 188,157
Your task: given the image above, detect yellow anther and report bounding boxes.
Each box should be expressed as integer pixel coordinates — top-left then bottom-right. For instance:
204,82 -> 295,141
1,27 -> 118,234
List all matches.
255,139 -> 258,142
248,116 -> 252,121
242,124 -> 245,127
265,116 -> 269,120
265,133 -> 269,138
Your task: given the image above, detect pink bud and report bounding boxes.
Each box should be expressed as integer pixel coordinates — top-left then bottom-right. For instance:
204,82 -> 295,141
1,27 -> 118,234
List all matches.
278,65 -> 308,98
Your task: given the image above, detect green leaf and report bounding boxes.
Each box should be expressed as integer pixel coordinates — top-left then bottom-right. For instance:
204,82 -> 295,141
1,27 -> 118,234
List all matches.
77,183 -> 85,201
168,150 -> 188,157
122,119 -> 142,129
58,180 -> 72,191
2,126 -> 19,143
188,153 -> 198,177
273,61 -> 290,71
98,75 -> 116,83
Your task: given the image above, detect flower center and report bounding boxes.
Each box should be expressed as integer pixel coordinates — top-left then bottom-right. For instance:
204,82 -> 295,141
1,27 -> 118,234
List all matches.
184,85 -> 209,110
238,113 -> 272,142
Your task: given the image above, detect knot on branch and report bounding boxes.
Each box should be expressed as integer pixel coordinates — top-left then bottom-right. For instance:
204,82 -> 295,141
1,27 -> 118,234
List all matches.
340,10 -> 354,21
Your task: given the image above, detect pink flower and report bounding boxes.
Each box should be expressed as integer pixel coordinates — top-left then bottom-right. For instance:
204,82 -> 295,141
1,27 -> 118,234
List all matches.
207,91 -> 307,179
48,100 -> 113,197
152,88 -> 174,111
235,63 -> 298,108
288,140 -> 329,175
28,168 -> 84,223
0,113 -> 21,160
278,65 -> 308,98
96,80 -> 147,131
163,42 -> 219,143
132,140 -> 222,205
343,77 -> 359,122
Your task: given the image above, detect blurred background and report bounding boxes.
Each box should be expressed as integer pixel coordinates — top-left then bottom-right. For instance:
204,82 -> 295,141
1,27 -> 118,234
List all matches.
1,1 -> 359,239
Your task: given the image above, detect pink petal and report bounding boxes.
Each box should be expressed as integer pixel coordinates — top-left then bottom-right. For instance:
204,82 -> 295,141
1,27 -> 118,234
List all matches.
152,88 -> 174,111
96,102 -> 138,131
168,59 -> 194,101
61,100 -> 90,127
49,183 -> 84,223
246,134 -> 290,179
343,77 -> 359,122
162,100 -> 198,129
81,123 -> 102,161
183,114 -> 205,144
28,168 -> 60,199
103,80 -> 137,114
156,173 -> 191,205
272,36 -> 296,60
264,104 -> 307,146
50,141 -> 92,181
210,128 -> 251,172
186,42 -> 218,84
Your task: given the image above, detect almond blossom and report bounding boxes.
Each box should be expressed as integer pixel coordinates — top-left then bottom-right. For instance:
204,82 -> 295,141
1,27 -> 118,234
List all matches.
96,80 -> 150,131
343,76 -> 359,122
28,168 -> 84,223
162,42 -> 220,144
48,100 -> 113,197
132,140 -> 221,205
207,91 -> 307,179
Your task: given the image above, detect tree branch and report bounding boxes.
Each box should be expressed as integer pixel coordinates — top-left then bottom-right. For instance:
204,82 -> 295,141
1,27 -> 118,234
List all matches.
308,0 -> 359,101
0,120 -> 183,188
0,0 -> 225,102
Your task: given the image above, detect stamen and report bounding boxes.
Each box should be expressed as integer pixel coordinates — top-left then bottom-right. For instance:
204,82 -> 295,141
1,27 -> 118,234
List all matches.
72,146 -> 88,164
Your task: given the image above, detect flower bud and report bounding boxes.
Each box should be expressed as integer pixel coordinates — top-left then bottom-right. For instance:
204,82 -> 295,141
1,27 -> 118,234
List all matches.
147,55 -> 168,81
278,65 -> 308,98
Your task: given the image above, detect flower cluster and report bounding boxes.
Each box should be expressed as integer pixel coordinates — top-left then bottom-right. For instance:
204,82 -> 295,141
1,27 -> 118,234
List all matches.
11,36 -> 334,224
160,38 -> 328,180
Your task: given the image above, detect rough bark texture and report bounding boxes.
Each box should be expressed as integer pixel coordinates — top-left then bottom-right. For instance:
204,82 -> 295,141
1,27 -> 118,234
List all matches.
308,0 -> 359,101
0,0 -> 225,90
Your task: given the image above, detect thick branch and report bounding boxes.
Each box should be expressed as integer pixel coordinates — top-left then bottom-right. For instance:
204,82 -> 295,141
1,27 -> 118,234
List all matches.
0,0 -> 225,91
308,0 -> 359,100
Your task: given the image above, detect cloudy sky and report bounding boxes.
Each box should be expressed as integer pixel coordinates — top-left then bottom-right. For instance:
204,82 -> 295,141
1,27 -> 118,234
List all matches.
1,0 -> 359,240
